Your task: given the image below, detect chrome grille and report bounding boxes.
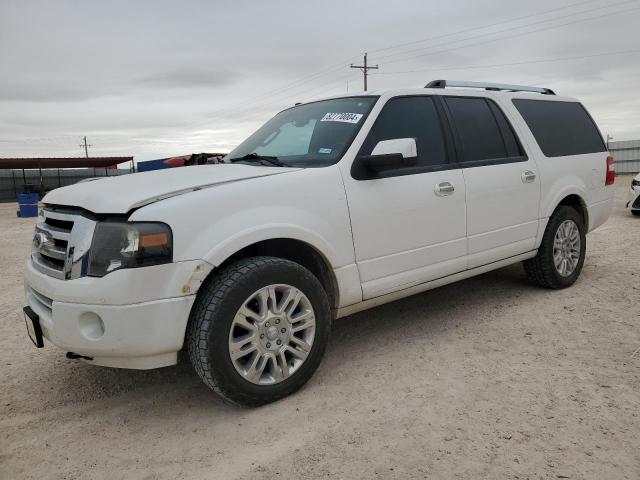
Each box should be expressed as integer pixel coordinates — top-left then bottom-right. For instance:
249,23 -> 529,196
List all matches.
31,208 -> 96,280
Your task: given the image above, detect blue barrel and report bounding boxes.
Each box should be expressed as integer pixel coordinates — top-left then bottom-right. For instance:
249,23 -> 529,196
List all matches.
17,193 -> 39,218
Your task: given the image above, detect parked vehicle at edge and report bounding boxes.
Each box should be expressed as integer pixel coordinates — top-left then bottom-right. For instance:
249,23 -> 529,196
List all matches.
23,80 -> 615,406
627,173 -> 640,216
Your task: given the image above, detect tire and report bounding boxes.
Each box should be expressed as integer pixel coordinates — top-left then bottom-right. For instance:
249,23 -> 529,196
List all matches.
187,256 -> 331,406
523,206 -> 586,289
632,210 -> 640,217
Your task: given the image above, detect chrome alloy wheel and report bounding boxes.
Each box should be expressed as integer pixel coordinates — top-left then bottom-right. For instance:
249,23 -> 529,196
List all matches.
553,219 -> 581,277
228,284 -> 316,385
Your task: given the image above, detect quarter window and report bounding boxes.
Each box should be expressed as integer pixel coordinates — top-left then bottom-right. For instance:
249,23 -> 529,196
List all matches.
512,99 -> 606,157
359,96 -> 448,168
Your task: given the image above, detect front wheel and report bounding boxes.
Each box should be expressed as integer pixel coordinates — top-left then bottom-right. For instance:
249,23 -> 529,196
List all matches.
187,256 -> 331,406
523,206 -> 586,289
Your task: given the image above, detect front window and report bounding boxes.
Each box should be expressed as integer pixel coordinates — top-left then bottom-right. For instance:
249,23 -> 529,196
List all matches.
227,96 -> 378,167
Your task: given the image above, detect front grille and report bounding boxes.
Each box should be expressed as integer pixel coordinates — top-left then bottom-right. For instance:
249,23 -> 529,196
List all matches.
31,207 -> 96,280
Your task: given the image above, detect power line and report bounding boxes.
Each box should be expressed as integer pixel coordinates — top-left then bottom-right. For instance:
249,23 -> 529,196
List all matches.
6,1 -> 639,153
366,3 -> 640,72
208,1 -> 638,127
370,48 -> 640,75
376,0 -> 639,66
197,4 -> 640,128
176,1 -> 624,132
368,0 -> 600,56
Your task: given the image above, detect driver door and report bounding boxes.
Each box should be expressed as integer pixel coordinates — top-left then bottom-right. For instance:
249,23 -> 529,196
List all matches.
341,96 -> 467,299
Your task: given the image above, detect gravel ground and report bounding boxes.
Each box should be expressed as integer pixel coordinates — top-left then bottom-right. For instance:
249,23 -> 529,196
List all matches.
1,177 -> 639,480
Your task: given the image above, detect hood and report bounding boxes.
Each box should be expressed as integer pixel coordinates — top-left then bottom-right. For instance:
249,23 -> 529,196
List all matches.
43,163 -> 299,214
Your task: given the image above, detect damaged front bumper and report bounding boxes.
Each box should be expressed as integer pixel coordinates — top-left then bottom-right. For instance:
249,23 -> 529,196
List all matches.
23,257 -> 213,369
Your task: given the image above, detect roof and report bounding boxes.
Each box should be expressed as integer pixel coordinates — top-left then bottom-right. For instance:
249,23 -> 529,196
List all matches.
0,157 -> 133,169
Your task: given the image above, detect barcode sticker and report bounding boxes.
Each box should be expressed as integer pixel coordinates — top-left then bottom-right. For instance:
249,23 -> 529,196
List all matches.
320,112 -> 363,124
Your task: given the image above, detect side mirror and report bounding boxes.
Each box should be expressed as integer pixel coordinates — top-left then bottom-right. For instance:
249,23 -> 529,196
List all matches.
371,138 -> 417,158
352,138 -> 418,180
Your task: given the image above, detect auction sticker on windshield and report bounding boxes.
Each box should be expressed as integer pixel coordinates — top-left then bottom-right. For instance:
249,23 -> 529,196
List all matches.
320,112 -> 363,123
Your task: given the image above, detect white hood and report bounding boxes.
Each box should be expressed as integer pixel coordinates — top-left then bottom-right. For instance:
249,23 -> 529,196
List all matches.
43,164 -> 299,214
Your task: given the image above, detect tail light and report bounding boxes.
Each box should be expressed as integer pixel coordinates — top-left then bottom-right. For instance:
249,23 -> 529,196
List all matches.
605,155 -> 615,185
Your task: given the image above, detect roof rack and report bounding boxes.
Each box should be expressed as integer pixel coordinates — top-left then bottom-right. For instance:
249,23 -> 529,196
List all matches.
425,80 -> 555,95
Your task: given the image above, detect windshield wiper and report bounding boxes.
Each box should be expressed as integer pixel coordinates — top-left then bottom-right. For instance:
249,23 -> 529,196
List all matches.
227,153 -> 289,167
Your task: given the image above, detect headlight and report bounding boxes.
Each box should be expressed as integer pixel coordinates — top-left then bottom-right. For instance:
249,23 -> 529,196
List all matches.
88,222 -> 173,277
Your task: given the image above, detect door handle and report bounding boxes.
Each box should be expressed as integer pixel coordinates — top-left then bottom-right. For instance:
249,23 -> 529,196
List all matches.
522,170 -> 536,183
434,181 -> 455,196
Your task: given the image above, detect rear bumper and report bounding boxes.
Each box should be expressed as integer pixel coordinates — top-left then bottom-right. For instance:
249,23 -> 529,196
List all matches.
23,258 -> 211,369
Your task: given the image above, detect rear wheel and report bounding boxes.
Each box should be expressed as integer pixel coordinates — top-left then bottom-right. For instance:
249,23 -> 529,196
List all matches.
187,256 -> 331,406
523,206 -> 586,289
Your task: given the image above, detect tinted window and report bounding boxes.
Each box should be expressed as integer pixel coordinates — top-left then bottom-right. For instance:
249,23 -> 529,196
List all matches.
359,96 -> 447,167
445,97 -> 522,162
488,101 -> 522,158
513,99 -> 606,157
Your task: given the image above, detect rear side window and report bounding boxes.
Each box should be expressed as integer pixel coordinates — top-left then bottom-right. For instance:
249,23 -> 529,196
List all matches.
444,97 -> 523,163
513,99 -> 606,157
359,96 -> 447,167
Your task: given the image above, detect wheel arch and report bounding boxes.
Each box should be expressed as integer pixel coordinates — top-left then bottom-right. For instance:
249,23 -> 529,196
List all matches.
553,193 -> 589,229
204,238 -> 340,310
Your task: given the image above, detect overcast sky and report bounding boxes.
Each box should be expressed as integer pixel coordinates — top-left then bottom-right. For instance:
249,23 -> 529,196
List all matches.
1,0 -> 639,162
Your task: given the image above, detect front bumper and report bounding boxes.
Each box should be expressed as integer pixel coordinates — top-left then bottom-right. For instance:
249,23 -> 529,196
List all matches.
23,258 -> 213,369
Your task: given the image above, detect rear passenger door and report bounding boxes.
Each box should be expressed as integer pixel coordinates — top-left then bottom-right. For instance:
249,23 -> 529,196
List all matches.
442,96 -> 540,268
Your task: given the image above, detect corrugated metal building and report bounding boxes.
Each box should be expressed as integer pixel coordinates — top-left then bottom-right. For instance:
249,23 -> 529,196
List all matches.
609,139 -> 640,174
0,168 -> 130,202
0,157 -> 132,202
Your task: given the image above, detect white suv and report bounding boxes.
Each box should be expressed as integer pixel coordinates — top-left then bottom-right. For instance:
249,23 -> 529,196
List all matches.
23,80 -> 615,405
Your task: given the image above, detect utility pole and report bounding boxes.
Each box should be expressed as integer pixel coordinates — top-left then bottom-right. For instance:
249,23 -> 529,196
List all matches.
79,136 -> 93,158
350,52 -> 379,92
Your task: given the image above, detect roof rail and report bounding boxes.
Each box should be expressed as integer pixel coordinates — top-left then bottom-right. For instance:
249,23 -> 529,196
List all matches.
425,80 -> 555,95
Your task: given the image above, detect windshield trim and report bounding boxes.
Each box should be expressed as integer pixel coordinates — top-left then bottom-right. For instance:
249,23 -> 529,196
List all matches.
226,95 -> 381,168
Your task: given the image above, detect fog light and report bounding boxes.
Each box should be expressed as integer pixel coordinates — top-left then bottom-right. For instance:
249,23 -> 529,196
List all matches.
78,311 -> 105,340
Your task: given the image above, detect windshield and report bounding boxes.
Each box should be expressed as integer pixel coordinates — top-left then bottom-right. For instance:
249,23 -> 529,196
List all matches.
227,96 -> 378,167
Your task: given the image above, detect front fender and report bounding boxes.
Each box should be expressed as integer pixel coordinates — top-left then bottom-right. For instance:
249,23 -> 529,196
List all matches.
130,166 -> 356,270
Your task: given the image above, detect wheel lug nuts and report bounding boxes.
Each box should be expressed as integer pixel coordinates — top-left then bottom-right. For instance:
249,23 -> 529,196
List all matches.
276,340 -> 281,345
266,342 -> 271,348
265,322 -> 270,327
281,328 -> 286,333
275,319 -> 280,324
260,334 -> 264,339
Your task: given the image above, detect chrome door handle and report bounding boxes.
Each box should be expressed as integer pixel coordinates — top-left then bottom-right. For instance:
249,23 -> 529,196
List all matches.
435,181 -> 455,196
522,170 -> 536,183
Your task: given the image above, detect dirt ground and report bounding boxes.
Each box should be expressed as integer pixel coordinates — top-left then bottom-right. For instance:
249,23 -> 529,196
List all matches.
1,177 -> 638,480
